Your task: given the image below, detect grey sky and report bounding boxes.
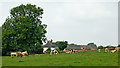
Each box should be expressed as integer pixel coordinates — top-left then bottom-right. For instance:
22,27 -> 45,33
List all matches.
0,0 -> 118,46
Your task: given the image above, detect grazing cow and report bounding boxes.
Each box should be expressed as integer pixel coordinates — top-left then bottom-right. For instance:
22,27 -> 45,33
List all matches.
50,49 -> 58,55
22,51 -> 29,56
16,52 -> 23,57
44,51 -> 47,54
115,47 -> 120,51
11,52 -> 17,57
98,49 -> 101,52
111,50 -> 116,53
105,48 -> 115,52
50,50 -> 54,55
105,48 -> 109,52
54,50 -> 58,54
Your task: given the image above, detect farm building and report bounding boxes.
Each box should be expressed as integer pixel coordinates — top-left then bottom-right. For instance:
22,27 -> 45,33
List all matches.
43,40 -> 58,52
64,44 -> 97,52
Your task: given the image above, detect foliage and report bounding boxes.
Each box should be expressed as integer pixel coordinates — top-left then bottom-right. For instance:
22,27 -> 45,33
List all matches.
87,43 -> 96,45
34,42 -> 43,54
104,45 -> 116,48
55,48 -> 61,53
68,43 -> 77,45
98,45 -> 104,49
46,46 -> 51,54
54,41 -> 68,50
2,4 -> 47,55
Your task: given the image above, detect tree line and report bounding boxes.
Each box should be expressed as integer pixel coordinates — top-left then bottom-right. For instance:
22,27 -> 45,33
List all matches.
98,45 -> 118,49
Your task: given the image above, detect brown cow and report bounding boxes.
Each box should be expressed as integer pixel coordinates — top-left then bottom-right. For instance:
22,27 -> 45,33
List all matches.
111,50 -> 116,53
22,51 -> 29,56
11,52 -> 17,57
16,52 -> 23,57
105,48 -> 115,52
44,51 -> 47,54
115,47 -> 120,51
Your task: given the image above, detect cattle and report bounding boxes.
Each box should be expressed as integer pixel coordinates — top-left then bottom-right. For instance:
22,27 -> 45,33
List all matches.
115,47 -> 120,51
105,48 -> 109,52
98,49 -> 101,52
22,51 -> 29,56
44,51 -> 47,54
54,50 -> 58,54
11,51 -> 28,57
50,49 -> 58,55
111,50 -> 116,53
16,52 -> 23,57
105,48 -> 115,52
11,52 -> 17,57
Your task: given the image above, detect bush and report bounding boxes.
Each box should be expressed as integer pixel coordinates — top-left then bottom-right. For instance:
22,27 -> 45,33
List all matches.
98,45 -> 104,49
46,47 -> 51,54
34,43 -> 43,54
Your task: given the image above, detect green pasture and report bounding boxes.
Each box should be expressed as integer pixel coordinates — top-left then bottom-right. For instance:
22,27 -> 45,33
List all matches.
2,50 -> 118,66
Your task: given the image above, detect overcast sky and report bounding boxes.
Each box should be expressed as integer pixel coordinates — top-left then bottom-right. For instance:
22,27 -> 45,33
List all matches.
0,0 -> 118,46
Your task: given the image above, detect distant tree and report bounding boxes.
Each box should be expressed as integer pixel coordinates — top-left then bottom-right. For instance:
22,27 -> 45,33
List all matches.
2,4 -> 47,55
87,43 -> 96,45
46,46 -> 51,54
98,45 -> 104,49
54,41 -> 68,50
118,45 -> 120,47
104,45 -> 116,48
69,43 -> 77,45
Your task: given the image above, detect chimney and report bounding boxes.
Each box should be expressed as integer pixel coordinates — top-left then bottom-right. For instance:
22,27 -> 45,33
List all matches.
51,39 -> 53,45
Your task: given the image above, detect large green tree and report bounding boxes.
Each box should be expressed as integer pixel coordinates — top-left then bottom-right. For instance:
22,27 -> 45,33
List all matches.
54,41 -> 68,50
98,45 -> 104,49
2,4 -> 47,55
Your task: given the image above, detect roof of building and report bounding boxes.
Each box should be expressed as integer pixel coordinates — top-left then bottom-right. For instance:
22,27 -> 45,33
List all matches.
86,45 -> 97,50
65,44 -> 97,50
44,41 -> 57,48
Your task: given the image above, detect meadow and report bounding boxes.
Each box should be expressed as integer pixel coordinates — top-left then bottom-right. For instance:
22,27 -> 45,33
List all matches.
2,50 -> 118,66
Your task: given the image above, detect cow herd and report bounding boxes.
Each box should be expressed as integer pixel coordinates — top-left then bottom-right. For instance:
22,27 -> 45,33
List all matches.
10,47 -> 119,57
11,51 -> 28,57
98,47 -> 120,53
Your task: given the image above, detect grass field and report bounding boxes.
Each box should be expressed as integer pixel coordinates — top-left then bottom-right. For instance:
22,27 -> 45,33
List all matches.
2,50 -> 118,66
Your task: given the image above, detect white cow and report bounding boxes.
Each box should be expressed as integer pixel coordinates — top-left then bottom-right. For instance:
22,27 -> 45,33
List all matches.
50,49 -> 58,55
98,49 -> 101,52
11,52 -> 17,56
21,51 -> 29,56
105,48 -> 109,52
111,50 -> 116,53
